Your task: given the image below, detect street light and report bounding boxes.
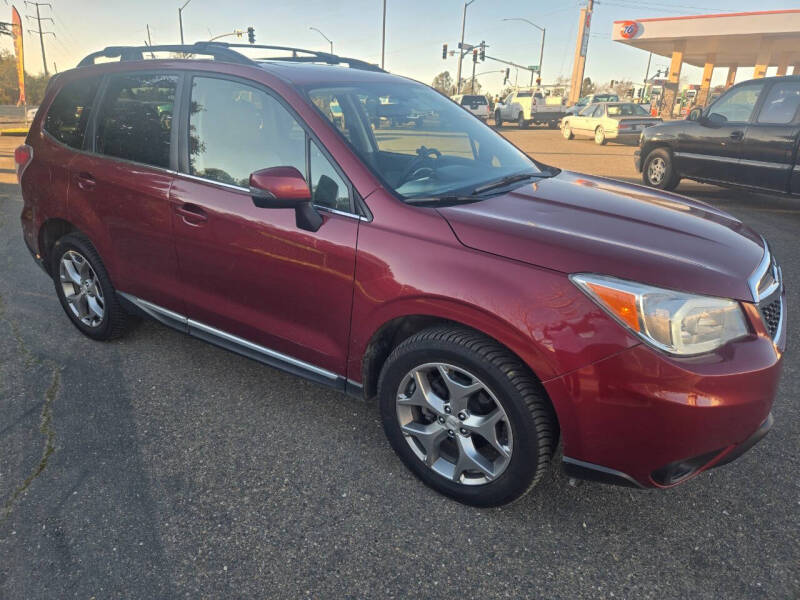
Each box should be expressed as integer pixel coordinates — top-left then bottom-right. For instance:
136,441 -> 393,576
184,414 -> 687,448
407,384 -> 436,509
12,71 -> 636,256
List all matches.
456,0 -> 476,94
502,17 -> 545,87
309,26 -> 333,54
178,0 -> 193,45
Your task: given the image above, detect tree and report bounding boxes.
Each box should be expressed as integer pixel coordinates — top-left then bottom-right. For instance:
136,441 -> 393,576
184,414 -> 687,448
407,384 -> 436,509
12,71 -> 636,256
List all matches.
611,78 -> 634,98
580,77 -> 595,96
458,78 -> 482,95
431,71 -> 455,96
0,50 -> 51,105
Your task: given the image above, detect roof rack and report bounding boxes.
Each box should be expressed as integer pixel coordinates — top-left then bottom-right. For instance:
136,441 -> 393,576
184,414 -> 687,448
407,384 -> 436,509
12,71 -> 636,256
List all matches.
77,42 -> 385,73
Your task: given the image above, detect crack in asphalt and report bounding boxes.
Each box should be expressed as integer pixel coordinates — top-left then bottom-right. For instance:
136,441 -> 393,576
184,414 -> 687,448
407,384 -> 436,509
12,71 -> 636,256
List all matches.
0,292 -> 62,524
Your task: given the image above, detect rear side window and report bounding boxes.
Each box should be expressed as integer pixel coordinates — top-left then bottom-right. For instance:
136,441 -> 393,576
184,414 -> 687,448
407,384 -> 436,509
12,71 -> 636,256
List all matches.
43,77 -> 100,149
95,73 -> 178,169
757,82 -> 800,124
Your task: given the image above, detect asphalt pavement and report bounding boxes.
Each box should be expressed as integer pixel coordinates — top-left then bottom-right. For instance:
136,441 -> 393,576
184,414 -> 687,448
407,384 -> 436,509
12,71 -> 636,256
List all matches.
0,131 -> 798,599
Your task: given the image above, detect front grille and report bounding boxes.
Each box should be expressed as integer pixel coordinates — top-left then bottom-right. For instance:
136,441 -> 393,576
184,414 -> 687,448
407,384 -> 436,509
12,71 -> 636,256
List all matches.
760,296 -> 782,339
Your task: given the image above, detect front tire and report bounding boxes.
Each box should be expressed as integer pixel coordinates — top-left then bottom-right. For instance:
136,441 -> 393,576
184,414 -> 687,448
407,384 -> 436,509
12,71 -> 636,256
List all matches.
643,147 -> 680,190
378,326 -> 557,507
517,113 -> 527,129
562,123 -> 574,140
51,232 -> 130,341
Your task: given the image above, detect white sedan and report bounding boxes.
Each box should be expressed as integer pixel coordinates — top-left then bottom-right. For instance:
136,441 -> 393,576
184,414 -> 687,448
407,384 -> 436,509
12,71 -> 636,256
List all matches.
561,102 -> 661,145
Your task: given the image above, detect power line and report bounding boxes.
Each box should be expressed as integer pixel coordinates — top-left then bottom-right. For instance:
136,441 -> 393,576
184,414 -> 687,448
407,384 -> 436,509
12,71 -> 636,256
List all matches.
25,1 -> 54,75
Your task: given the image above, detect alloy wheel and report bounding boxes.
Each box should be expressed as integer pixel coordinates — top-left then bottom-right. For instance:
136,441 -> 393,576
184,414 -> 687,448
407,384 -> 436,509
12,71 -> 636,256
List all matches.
395,362 -> 513,485
59,250 -> 105,327
647,156 -> 666,185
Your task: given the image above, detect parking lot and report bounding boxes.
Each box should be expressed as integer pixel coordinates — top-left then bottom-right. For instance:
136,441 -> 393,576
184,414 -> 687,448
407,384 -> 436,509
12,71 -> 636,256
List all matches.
0,129 -> 797,599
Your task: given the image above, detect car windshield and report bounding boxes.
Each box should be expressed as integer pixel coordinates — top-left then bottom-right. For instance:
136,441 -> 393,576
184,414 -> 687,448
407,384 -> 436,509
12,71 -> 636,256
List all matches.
460,95 -> 487,105
606,103 -> 650,116
306,81 -> 541,200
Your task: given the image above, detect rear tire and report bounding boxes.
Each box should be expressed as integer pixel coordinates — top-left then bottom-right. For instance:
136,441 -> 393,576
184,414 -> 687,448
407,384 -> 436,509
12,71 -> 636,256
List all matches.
594,126 -> 607,145
643,147 -> 680,191
378,325 -> 557,507
51,232 -> 130,341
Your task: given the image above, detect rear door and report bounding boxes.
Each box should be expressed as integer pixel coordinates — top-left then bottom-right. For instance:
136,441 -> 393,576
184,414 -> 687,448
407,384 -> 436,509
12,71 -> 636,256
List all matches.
736,79 -> 800,193
67,71 -> 185,316
674,81 -> 765,182
169,74 -> 359,378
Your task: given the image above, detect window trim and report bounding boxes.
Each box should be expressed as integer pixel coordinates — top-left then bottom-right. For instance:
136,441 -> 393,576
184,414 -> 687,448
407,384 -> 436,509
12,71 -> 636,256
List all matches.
706,81 -> 767,125
89,69 -> 184,171
179,71 -> 360,216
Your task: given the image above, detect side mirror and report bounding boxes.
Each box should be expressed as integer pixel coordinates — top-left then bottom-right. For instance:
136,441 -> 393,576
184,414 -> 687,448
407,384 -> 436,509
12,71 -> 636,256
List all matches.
687,107 -> 703,122
249,166 -> 323,232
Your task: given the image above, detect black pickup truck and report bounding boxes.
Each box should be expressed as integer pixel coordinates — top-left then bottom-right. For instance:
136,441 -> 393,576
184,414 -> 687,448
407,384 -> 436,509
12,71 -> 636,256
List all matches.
636,75 -> 800,196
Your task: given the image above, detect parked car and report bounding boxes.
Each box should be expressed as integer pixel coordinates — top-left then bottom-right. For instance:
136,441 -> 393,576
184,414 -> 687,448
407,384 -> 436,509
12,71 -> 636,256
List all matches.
451,94 -> 490,122
18,42 -> 784,506
564,93 -> 619,116
562,102 -> 662,144
637,75 -> 800,194
494,89 -> 565,129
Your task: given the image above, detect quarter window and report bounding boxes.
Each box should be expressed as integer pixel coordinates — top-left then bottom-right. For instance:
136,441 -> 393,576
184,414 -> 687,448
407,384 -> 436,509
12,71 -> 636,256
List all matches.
757,82 -> 800,124
188,76 -> 305,187
309,140 -> 350,212
43,77 -> 100,149
707,83 -> 764,123
95,73 -> 177,169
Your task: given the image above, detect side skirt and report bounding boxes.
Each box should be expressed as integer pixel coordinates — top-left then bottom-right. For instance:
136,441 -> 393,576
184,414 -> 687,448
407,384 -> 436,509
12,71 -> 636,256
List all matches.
118,292 -> 354,395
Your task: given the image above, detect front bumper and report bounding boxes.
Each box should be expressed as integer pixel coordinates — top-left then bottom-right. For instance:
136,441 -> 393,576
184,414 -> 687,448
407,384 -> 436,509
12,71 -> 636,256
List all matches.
545,326 -> 784,488
633,149 -> 642,172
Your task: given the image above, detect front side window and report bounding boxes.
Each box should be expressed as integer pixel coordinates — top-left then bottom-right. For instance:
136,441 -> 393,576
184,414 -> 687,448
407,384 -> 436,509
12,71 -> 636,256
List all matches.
44,77 -> 100,149
189,76 -> 305,187
578,104 -> 595,117
708,83 -> 764,123
757,81 -> 800,124
95,73 -> 177,169
307,81 -> 541,200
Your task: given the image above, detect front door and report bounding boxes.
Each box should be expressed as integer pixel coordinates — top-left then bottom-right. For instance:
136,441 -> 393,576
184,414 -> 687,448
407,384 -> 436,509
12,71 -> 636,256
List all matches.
675,81 -> 765,182
737,79 -> 800,193
170,75 -> 359,378
67,71 -> 185,315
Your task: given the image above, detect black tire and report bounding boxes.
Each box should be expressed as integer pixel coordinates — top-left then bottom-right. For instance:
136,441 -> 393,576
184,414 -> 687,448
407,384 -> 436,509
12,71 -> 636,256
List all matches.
378,325 -> 557,507
494,110 -> 502,128
51,232 -> 130,341
594,126 -> 607,145
642,147 -> 680,190
517,112 -> 527,129
562,122 -> 574,140
548,120 -> 559,129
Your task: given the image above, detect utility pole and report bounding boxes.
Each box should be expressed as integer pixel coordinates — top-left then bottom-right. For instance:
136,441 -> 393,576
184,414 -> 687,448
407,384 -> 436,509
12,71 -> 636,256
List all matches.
25,1 -> 53,76
380,0 -> 386,69
456,0 -> 475,93
568,0 -> 593,105
178,0 -> 193,44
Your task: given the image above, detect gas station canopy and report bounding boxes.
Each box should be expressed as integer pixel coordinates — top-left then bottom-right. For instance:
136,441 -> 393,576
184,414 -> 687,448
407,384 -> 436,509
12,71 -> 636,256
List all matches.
612,9 -> 800,69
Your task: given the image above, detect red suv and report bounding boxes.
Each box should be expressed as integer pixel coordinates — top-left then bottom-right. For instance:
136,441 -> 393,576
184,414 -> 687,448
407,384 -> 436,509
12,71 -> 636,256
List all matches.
18,43 -> 785,506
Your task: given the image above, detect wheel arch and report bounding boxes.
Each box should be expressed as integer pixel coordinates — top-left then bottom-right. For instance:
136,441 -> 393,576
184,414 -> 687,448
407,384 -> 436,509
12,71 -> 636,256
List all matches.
38,218 -> 78,275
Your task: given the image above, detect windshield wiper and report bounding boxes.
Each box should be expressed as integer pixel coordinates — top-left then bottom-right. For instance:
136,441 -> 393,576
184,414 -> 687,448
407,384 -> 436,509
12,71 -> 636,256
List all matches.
404,195 -> 482,207
471,172 -> 542,195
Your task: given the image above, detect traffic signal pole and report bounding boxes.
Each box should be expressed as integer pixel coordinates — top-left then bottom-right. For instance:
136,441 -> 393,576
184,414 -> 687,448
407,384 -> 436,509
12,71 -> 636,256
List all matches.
455,0 -> 475,94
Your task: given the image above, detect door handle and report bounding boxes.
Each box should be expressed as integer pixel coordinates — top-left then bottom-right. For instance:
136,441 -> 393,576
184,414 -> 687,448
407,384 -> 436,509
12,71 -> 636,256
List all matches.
175,203 -> 208,225
729,130 -> 744,140
76,172 -> 95,190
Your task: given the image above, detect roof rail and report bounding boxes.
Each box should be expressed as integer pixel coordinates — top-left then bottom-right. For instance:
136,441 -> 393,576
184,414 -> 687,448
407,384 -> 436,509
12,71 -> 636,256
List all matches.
77,42 -> 385,72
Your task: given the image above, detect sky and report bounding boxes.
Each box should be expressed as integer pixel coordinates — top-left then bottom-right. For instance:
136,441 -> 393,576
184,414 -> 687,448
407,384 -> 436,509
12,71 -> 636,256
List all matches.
4,0 -> 799,94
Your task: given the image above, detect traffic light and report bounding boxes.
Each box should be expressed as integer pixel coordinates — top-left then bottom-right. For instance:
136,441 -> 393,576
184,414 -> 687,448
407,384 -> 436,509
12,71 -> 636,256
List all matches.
472,48 -> 477,63
442,43 -> 448,59
479,41 -> 485,61
247,27 -> 255,44
503,68 -> 510,84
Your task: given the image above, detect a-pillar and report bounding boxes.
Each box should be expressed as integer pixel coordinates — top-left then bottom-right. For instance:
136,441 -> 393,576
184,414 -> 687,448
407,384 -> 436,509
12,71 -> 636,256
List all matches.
753,42 -> 772,78
725,66 -> 737,89
660,42 -> 685,120
695,55 -> 715,107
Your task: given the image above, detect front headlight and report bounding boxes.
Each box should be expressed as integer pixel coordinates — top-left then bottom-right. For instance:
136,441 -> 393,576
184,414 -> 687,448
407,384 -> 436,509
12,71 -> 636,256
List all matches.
571,274 -> 749,356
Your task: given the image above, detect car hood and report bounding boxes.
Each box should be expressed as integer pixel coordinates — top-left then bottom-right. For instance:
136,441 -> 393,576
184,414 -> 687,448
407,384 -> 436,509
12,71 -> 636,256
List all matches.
437,171 -> 764,302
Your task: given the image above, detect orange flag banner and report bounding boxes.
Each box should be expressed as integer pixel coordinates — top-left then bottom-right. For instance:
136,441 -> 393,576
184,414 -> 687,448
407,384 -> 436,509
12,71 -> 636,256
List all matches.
11,6 -> 25,106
